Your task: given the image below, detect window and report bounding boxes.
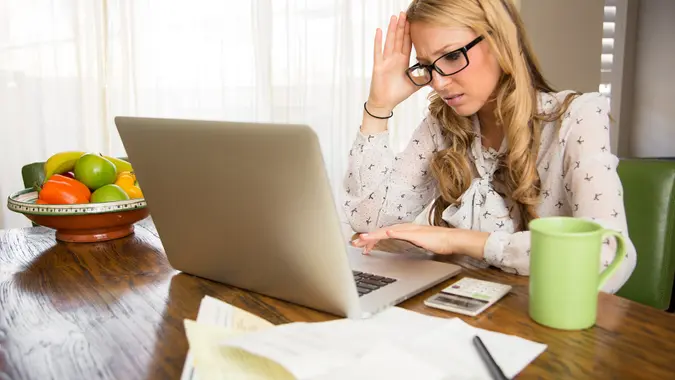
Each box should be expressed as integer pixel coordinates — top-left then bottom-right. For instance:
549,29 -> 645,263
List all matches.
600,1 -> 616,97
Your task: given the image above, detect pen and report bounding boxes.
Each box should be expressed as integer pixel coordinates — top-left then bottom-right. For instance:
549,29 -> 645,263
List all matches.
473,335 -> 509,380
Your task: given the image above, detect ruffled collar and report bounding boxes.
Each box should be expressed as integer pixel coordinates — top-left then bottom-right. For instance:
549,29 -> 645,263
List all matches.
441,115 -> 519,233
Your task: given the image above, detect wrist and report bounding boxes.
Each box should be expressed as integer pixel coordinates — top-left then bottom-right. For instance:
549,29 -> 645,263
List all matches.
365,100 -> 394,117
360,99 -> 393,135
448,229 -> 489,259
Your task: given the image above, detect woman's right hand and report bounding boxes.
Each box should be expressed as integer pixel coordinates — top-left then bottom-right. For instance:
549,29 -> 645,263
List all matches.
367,12 -> 421,114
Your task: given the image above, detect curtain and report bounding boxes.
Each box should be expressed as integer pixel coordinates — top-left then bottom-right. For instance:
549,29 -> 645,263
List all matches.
0,0 -> 432,230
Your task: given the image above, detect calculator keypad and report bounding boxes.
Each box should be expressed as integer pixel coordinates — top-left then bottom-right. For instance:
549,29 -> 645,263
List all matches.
426,277 -> 512,317
442,278 -> 510,301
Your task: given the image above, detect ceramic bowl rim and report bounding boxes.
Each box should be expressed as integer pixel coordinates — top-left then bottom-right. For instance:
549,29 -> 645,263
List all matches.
7,188 -> 147,216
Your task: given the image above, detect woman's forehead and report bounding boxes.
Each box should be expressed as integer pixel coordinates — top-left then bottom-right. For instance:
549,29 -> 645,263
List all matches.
410,23 -> 477,62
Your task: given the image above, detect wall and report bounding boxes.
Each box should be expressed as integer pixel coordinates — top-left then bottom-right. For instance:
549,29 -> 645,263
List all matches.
627,0 -> 675,157
611,0 -> 640,156
517,0 -> 604,93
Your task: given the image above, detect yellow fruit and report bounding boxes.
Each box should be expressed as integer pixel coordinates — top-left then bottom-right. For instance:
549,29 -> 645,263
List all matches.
115,171 -> 143,199
103,156 -> 133,173
115,171 -> 135,186
126,185 -> 144,199
44,151 -> 85,180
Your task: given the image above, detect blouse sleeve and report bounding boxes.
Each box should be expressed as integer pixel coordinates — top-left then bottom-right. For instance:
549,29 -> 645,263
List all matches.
342,116 -> 442,232
482,94 -> 637,294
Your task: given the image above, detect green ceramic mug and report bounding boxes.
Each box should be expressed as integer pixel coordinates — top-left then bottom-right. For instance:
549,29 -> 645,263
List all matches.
528,217 -> 626,330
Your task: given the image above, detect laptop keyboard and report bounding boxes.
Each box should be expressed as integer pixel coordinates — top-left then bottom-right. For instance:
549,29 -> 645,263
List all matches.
352,270 -> 397,297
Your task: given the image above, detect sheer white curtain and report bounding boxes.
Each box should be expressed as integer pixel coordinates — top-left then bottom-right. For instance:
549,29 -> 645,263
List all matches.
0,0 -> 431,230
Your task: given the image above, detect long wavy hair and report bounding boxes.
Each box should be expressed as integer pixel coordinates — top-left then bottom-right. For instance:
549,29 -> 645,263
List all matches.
406,0 -> 579,228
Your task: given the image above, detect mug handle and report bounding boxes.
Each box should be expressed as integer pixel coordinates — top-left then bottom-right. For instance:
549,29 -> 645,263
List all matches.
598,229 -> 626,291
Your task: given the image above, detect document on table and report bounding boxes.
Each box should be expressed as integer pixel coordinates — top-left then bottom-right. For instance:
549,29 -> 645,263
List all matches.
180,295 -> 294,380
181,296 -> 547,380
221,307 -> 548,380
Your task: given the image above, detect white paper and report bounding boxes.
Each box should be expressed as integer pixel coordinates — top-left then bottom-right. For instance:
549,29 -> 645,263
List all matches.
181,296 -> 236,380
406,318 -> 547,379
310,343 -> 446,380
221,307 -> 547,380
220,322 -> 359,379
183,319 -> 294,380
180,296 -> 277,380
220,307 -> 455,379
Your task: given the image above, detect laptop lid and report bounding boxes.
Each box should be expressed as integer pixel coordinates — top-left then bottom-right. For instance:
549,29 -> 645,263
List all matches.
115,116 -> 363,318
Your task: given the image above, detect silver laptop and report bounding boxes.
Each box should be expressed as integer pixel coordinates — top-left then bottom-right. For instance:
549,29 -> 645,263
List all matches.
115,116 -> 461,319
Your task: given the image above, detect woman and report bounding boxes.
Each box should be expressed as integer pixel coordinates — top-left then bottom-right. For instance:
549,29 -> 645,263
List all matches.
344,0 -> 636,293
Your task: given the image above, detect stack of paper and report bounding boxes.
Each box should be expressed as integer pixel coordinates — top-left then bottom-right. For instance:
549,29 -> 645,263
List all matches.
182,296 -> 547,380
181,296 -> 293,380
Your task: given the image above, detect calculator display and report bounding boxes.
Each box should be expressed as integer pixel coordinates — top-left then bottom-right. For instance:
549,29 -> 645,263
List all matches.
433,292 -> 488,312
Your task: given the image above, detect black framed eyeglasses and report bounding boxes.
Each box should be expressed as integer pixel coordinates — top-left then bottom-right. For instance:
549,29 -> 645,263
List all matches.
406,36 -> 485,86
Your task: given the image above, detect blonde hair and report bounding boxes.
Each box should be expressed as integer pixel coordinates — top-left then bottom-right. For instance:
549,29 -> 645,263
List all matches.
406,0 -> 579,228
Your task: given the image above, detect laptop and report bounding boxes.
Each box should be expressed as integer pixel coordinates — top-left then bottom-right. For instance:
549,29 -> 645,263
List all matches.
114,116 -> 461,319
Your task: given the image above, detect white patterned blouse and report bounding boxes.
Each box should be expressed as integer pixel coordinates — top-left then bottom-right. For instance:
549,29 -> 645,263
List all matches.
342,90 -> 637,294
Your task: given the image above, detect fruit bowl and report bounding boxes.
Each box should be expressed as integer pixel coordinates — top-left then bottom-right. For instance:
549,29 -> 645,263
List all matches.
7,188 -> 149,243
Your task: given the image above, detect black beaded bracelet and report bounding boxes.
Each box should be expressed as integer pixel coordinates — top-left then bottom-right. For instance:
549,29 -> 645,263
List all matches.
364,102 -> 393,119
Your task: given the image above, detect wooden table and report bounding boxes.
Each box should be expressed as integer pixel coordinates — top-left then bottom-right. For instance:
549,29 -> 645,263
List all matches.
1,218 -> 674,380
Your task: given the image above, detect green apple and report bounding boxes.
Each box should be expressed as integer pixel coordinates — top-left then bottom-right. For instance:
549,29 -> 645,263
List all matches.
74,153 -> 117,190
91,184 -> 130,203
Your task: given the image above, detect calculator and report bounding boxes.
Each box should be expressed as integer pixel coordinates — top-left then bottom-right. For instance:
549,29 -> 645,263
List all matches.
424,277 -> 512,317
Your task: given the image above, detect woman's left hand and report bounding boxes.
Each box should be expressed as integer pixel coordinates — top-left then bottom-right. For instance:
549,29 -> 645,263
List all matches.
351,223 -> 457,255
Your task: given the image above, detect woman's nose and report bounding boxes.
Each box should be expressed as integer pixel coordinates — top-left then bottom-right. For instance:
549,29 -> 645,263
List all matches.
430,73 -> 452,92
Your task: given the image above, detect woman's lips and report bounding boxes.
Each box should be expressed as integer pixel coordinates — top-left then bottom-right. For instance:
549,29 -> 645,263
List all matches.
444,94 -> 464,106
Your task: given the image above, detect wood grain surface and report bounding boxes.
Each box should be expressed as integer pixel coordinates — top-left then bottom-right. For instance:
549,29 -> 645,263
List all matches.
1,218 -> 674,380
